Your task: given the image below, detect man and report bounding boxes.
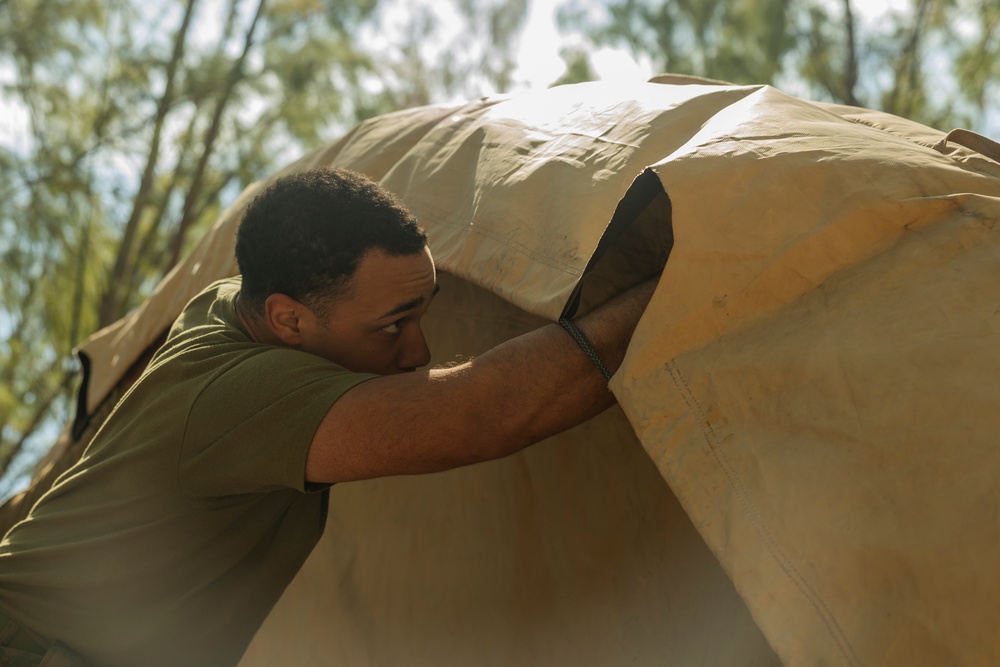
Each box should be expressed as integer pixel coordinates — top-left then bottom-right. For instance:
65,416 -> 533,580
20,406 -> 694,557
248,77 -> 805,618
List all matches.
0,167 -> 656,667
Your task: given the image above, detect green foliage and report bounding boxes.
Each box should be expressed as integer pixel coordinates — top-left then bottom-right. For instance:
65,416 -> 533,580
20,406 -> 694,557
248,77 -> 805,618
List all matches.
558,0 -> 796,85
954,0 -> 1000,116
363,0 -> 531,110
552,47 -> 597,87
558,0 -> 999,135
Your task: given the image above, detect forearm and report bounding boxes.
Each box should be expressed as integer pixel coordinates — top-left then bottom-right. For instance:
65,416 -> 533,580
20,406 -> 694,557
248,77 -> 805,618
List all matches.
571,276 -> 658,380
456,277 -> 658,456
307,277 -> 658,482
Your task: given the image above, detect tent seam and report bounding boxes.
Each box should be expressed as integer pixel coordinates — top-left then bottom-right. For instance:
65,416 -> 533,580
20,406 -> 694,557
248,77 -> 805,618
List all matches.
666,360 -> 865,667
838,116 -> 1000,178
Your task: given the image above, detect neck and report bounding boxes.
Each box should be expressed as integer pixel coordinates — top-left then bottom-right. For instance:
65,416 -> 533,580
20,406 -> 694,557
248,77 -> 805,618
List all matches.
235,293 -> 274,345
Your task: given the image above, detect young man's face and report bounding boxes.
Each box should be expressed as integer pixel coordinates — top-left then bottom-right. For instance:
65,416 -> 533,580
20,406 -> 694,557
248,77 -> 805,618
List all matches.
299,245 -> 438,375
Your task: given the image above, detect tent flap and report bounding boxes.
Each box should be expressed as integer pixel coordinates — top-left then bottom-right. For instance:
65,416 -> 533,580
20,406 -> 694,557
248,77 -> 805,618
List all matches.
612,84 -> 1000,666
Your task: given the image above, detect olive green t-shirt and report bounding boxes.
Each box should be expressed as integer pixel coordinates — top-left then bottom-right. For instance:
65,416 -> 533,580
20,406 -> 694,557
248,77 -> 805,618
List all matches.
0,278 -> 375,667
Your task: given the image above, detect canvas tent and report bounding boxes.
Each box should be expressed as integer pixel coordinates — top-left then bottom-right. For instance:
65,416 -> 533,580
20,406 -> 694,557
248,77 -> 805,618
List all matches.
3,76 -> 999,666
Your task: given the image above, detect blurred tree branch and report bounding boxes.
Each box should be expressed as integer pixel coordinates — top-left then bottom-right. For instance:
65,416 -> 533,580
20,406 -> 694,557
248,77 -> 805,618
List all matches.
98,0 -> 199,328
840,0 -> 859,106
167,0 -> 267,271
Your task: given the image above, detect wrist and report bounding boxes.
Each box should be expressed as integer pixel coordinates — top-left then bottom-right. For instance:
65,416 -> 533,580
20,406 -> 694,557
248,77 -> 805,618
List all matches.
558,318 -> 613,381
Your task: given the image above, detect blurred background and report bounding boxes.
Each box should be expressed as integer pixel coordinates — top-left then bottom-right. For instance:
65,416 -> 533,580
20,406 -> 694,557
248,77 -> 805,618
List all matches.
1,0 -> 998,500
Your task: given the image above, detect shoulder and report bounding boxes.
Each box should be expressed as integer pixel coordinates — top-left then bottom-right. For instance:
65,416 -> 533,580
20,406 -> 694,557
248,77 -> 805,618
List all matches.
169,278 -> 244,338
149,278 -> 248,365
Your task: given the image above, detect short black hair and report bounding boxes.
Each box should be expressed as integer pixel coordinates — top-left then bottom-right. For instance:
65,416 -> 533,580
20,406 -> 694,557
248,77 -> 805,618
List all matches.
235,167 -> 427,317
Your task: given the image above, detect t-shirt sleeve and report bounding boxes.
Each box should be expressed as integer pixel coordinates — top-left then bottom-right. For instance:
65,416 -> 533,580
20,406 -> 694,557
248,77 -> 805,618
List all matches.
178,347 -> 376,496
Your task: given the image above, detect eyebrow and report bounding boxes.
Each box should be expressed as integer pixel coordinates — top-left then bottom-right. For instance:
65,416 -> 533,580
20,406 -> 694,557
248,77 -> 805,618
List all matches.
377,283 -> 440,320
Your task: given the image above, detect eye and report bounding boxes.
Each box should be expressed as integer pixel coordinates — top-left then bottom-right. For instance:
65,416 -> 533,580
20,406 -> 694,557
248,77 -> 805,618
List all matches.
380,320 -> 401,335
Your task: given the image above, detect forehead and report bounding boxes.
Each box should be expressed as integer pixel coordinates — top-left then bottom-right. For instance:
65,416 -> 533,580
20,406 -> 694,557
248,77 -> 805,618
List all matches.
341,246 -> 436,315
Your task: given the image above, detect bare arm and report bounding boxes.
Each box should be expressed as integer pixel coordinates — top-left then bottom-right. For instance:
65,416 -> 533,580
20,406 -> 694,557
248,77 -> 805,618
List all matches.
305,278 -> 657,483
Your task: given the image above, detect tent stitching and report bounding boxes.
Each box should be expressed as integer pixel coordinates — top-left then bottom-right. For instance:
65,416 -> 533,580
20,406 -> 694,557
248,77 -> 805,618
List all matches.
665,360 -> 866,667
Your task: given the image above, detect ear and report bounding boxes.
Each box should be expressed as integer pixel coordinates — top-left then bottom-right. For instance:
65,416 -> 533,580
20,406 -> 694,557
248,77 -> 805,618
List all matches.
263,293 -> 315,346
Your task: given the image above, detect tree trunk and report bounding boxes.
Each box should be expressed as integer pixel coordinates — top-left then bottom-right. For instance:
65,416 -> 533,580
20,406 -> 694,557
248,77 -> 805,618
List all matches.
166,0 -> 268,270
98,0 -> 199,328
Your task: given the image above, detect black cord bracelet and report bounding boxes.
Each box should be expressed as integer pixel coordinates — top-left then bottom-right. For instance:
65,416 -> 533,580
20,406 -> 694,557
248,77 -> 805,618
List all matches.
558,318 -> 613,382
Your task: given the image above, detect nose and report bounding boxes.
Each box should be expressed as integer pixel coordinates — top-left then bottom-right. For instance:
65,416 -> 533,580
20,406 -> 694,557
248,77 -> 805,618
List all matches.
398,325 -> 431,371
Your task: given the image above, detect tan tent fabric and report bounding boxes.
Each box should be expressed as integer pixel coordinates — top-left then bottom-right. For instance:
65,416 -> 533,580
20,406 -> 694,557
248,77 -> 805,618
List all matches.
76,81 -> 758,414
613,85 -> 1000,665
62,79 -> 1000,665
